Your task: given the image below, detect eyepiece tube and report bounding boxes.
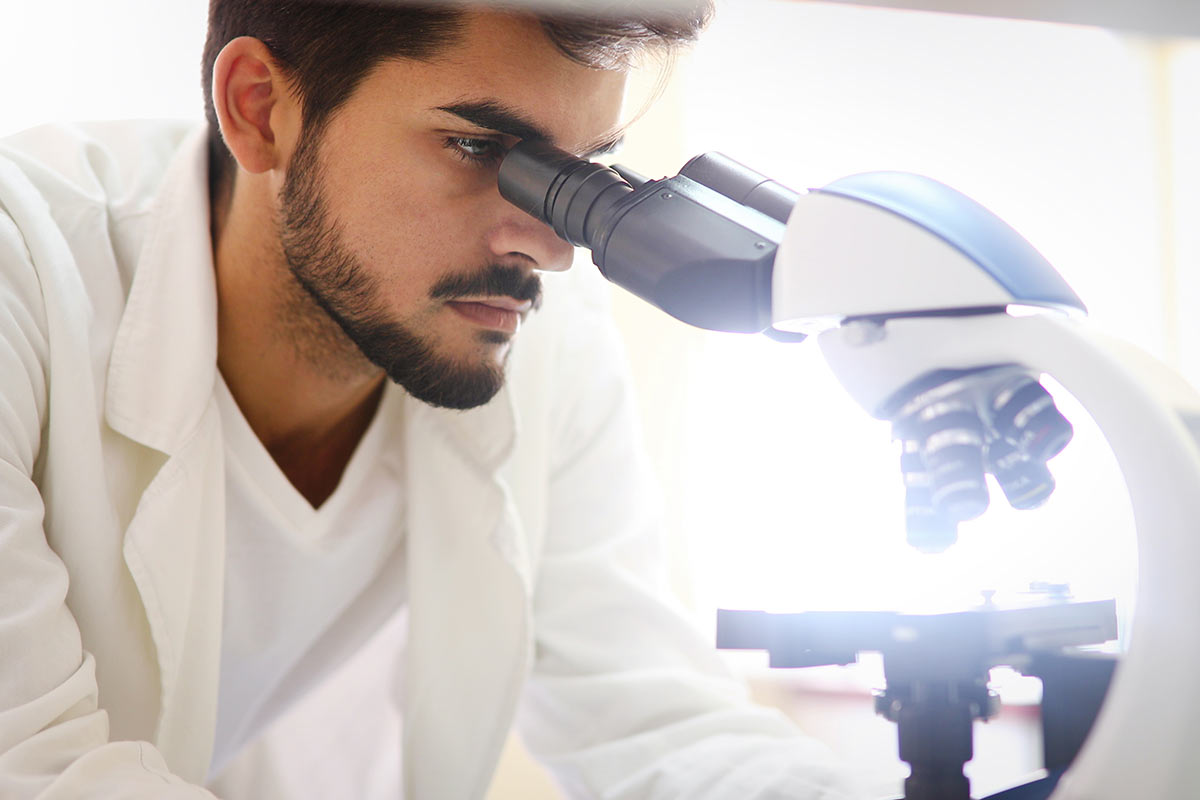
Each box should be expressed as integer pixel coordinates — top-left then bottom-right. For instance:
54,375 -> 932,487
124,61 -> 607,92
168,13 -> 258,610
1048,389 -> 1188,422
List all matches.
498,140 -> 634,247
679,152 -> 799,224
498,140 -> 782,333
495,139 -> 579,222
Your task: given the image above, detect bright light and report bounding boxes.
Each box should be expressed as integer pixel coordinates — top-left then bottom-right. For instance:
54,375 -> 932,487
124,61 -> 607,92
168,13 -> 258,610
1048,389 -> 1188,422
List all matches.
677,0 -> 1147,637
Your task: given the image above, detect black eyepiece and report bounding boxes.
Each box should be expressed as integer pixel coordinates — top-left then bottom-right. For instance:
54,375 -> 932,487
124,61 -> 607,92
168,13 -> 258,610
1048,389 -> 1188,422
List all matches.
498,140 -> 634,248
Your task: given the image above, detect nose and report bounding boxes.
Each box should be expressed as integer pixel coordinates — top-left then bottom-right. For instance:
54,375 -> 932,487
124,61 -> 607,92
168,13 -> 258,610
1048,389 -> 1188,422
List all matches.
486,208 -> 574,273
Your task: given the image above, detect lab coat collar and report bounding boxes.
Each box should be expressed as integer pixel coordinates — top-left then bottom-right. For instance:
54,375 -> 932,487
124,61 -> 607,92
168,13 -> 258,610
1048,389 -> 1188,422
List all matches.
105,126 -> 217,454
412,385 -> 519,473
98,127 -> 225,781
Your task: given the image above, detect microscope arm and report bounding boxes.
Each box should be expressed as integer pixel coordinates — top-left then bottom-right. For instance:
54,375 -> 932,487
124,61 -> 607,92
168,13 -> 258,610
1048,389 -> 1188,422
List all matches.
816,311 -> 1200,800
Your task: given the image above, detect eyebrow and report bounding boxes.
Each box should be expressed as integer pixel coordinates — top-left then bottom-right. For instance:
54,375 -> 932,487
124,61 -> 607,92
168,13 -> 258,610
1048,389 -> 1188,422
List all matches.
436,100 -> 625,160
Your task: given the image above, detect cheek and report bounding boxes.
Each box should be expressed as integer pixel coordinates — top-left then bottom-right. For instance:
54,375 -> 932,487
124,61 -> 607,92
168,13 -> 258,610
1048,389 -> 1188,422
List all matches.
330,174 -> 463,288
345,204 -> 507,329
316,133 -> 499,309
342,151 -> 485,255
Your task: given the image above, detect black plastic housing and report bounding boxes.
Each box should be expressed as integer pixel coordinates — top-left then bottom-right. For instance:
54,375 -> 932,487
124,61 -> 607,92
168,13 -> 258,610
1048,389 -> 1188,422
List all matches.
498,140 -> 788,333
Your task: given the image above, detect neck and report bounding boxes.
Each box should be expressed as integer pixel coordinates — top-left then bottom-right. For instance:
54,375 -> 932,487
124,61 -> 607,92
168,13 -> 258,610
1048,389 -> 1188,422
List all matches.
212,168 -> 386,507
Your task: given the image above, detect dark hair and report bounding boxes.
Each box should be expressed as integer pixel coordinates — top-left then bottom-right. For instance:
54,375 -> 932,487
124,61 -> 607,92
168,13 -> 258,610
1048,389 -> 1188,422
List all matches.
201,1 -> 711,189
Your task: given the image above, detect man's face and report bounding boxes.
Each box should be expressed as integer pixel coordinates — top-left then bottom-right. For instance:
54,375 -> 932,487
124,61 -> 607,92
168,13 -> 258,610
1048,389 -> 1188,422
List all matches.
276,12 -> 628,409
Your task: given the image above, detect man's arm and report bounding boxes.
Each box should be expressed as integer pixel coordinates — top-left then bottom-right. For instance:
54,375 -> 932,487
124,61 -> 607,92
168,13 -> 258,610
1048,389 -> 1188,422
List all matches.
0,198 -> 214,798
514,272 -> 868,799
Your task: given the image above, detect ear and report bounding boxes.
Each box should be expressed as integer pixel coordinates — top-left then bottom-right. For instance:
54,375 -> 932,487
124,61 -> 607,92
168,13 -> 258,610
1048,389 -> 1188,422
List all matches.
211,36 -> 300,175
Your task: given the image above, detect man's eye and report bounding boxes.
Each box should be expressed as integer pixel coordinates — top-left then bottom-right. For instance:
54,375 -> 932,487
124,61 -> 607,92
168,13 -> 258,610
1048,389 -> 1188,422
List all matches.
446,136 -> 504,166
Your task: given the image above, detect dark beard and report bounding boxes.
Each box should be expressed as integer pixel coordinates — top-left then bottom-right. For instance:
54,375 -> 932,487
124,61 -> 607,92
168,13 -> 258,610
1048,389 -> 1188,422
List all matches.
277,129 -> 542,410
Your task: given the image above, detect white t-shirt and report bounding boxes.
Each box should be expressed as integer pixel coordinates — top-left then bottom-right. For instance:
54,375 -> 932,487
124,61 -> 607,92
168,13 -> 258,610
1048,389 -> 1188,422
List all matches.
208,376 -> 408,780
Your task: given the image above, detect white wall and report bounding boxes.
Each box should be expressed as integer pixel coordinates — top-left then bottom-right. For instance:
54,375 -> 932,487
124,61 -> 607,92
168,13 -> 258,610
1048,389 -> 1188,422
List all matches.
0,1 -> 208,136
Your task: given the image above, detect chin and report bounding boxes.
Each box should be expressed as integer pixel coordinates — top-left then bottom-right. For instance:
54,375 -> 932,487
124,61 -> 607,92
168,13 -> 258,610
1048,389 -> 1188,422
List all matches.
382,346 -> 509,410
394,369 -> 506,410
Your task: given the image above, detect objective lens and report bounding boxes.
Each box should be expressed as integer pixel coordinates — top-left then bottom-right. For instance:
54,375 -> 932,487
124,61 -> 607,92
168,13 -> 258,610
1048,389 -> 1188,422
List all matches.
918,404 -> 990,522
991,378 -> 1073,463
986,436 -> 1056,510
889,370 -> 1072,551
901,439 -> 958,552
905,490 -> 959,553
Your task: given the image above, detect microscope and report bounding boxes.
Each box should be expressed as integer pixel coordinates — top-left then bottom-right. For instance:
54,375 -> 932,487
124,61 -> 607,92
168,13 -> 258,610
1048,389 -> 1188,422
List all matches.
497,141 -> 1200,799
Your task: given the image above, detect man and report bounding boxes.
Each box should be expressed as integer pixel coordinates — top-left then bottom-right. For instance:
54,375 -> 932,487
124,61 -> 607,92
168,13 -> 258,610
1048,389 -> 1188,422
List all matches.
0,2 -> 863,797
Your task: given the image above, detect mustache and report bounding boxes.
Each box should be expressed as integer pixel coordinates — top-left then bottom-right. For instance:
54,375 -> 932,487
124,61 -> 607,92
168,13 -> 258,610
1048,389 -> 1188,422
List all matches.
430,265 -> 543,309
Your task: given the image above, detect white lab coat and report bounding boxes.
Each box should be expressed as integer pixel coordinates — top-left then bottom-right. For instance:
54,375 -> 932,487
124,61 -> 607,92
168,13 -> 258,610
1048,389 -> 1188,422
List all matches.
0,120 -> 862,799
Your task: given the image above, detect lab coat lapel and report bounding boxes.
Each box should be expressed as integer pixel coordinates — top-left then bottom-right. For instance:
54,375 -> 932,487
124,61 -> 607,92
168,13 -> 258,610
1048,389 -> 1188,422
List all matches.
403,388 -> 533,799
105,127 -> 226,781
118,407 -> 226,782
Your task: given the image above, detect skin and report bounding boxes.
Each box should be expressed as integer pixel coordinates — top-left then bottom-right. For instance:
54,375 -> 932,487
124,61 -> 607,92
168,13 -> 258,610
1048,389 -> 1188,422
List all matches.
210,11 -> 628,506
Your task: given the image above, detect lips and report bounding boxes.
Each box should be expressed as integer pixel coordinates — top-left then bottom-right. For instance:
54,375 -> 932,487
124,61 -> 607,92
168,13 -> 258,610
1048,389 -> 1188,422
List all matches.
446,298 -> 533,335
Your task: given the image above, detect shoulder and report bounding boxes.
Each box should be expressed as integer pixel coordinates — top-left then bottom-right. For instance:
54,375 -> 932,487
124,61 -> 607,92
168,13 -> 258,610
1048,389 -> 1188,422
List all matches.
0,119 -> 199,220
0,120 -> 206,309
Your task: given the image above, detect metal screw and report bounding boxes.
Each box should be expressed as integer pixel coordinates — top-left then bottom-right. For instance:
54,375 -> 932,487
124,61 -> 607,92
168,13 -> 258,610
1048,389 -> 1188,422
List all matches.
843,319 -> 887,346
873,691 -> 902,721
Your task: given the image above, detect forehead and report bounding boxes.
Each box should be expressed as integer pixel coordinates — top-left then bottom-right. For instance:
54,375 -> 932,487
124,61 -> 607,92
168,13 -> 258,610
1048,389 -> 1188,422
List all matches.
353,10 -> 630,155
